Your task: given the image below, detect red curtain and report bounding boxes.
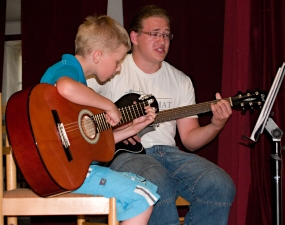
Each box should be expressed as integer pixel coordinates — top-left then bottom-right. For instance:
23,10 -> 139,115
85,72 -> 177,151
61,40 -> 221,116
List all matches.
219,0 -> 285,225
0,0 -> 6,92
21,0 -> 108,89
247,0 -> 285,224
218,0 -> 252,224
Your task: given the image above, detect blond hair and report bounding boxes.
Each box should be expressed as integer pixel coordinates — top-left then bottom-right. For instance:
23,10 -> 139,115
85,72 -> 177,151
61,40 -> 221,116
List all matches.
75,15 -> 131,56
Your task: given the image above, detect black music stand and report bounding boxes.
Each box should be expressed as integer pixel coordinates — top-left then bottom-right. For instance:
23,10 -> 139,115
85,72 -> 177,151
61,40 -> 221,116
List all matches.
248,62 -> 285,225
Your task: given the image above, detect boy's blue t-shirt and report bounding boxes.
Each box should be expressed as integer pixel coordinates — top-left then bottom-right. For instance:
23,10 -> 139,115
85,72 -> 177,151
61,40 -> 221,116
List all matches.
40,54 -> 87,86
41,53 -> 97,165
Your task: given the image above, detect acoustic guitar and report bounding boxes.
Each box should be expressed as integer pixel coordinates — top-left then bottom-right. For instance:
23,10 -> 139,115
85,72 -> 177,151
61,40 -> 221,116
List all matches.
5,83 -> 158,197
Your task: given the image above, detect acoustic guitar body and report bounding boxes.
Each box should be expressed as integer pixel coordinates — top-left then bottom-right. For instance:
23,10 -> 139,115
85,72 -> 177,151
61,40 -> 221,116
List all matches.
6,84 -> 115,196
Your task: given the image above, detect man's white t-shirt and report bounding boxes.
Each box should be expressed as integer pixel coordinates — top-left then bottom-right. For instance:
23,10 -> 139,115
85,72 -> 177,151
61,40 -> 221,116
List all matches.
87,54 -> 197,148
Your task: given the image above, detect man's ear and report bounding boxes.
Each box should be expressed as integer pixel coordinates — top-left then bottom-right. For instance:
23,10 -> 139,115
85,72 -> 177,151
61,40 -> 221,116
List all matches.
93,50 -> 102,63
130,31 -> 139,45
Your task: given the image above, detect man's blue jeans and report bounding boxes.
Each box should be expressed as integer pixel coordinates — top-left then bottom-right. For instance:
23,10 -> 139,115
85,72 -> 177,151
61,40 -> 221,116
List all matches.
110,145 -> 236,225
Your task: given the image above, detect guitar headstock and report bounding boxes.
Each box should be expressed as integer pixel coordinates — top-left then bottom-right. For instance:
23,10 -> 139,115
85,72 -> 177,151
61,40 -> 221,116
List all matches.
231,89 -> 267,114
138,94 -> 159,114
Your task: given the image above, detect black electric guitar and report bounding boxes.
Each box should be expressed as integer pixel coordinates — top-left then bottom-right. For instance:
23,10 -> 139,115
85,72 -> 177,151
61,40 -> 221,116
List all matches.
108,89 -> 267,166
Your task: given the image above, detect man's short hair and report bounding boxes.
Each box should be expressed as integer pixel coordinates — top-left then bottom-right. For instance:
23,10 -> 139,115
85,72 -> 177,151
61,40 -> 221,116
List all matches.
129,5 -> 170,33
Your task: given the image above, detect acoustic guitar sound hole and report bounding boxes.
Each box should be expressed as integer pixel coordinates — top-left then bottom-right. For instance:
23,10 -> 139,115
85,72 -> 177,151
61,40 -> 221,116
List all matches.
78,109 -> 100,144
81,115 -> 96,139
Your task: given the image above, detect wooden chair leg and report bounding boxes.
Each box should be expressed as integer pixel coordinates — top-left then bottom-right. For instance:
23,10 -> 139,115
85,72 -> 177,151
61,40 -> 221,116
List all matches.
7,217 -> 18,225
6,152 -> 17,225
6,154 -> 17,190
109,198 -> 119,225
77,215 -> 86,225
179,217 -> 184,224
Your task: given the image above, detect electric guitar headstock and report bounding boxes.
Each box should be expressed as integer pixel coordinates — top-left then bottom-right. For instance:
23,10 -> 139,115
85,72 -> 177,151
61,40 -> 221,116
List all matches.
231,89 -> 267,114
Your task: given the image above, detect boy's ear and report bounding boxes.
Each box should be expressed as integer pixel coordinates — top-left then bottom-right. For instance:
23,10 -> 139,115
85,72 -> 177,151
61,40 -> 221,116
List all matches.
130,31 -> 138,45
93,50 -> 102,63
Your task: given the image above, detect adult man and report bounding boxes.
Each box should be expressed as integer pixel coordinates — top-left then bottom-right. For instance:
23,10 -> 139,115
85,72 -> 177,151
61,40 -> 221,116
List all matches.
88,5 -> 236,225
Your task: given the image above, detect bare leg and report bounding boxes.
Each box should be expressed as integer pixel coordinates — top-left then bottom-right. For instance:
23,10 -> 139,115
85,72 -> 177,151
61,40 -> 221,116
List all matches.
120,206 -> 153,225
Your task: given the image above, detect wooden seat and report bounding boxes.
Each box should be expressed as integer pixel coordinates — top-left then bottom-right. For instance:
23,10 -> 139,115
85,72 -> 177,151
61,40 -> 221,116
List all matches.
176,196 -> 190,224
0,93 -> 119,225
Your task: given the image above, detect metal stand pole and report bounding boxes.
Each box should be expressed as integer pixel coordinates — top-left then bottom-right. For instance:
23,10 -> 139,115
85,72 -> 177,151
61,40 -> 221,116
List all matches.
265,118 -> 283,225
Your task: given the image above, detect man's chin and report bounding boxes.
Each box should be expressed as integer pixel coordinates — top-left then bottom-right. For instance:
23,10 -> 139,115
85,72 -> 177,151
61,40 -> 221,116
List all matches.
154,55 -> 166,63
154,52 -> 167,61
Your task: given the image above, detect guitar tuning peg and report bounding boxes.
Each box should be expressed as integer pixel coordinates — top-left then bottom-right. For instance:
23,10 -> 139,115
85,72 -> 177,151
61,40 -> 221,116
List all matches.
241,108 -> 246,115
236,91 -> 243,98
246,90 -> 252,96
254,89 -> 260,95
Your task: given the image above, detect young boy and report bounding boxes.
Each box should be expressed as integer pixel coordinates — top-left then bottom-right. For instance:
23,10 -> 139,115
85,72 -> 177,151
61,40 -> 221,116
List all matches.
40,15 -> 159,225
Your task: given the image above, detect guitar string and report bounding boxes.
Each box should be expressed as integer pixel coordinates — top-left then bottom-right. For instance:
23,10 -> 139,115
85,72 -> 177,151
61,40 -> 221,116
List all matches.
61,94 -> 257,133
54,93 -> 260,141
154,99 -> 226,123
62,94 -> 254,133
71,102 -> 147,135
61,101 -> 149,137
155,99 -> 220,122
155,95 -> 260,123
60,96 -> 217,132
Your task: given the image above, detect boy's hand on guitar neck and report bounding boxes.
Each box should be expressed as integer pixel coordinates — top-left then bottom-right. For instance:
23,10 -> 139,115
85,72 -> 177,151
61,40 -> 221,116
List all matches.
114,105 -> 157,145
131,105 -> 157,132
105,102 -> 122,127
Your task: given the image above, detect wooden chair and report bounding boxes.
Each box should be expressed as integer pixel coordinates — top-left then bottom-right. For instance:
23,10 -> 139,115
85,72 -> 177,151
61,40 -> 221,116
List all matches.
176,196 -> 190,224
0,93 -> 119,225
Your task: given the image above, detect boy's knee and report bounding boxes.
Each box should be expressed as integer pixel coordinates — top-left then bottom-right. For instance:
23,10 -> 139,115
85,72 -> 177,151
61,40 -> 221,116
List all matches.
111,153 -> 177,197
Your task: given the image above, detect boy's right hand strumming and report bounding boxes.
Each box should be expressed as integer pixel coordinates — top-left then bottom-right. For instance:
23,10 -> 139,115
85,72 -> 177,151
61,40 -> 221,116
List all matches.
105,102 -> 122,127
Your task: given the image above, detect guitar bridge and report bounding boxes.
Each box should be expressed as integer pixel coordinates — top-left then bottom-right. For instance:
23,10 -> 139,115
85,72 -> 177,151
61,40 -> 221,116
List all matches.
57,123 -> 70,148
52,110 -> 73,161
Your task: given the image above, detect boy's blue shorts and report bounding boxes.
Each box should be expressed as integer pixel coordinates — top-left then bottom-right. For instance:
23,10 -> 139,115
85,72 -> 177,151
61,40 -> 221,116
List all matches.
73,165 -> 160,221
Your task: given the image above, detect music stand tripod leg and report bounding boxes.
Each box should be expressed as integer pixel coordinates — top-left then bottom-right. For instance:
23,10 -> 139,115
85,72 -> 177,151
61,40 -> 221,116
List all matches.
265,117 -> 283,225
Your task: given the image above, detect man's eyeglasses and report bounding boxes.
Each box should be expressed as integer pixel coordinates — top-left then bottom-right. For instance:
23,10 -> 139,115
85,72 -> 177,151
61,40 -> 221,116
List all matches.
139,31 -> 174,40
